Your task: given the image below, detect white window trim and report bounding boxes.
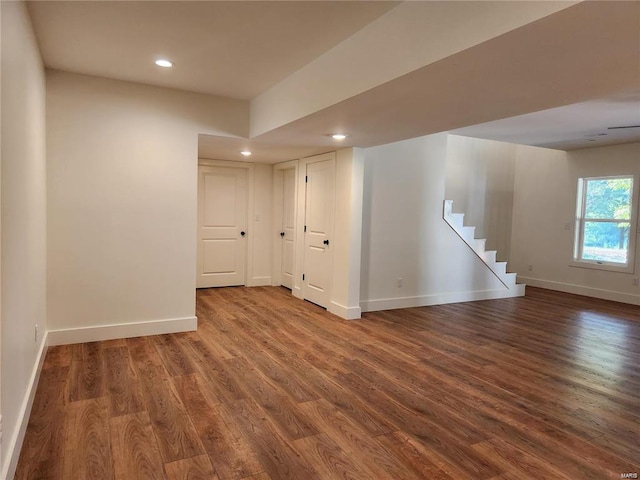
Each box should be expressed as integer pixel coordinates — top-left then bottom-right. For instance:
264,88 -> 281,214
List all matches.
570,174 -> 638,274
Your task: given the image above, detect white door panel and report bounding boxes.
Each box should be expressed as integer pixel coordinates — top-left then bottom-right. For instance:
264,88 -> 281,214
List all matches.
281,168 -> 296,288
203,240 -> 236,274
197,166 -> 247,288
303,158 -> 335,307
204,173 -> 237,225
282,240 -> 294,285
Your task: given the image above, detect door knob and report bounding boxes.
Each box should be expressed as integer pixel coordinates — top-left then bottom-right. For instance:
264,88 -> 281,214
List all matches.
280,232 -> 285,237
240,231 -> 246,237
323,239 -> 329,245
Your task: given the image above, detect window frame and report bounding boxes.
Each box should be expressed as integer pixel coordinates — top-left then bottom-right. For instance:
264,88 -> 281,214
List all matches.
572,174 -> 638,273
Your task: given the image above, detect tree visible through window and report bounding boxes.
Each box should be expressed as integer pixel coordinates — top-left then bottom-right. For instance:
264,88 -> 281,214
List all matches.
575,176 -> 634,267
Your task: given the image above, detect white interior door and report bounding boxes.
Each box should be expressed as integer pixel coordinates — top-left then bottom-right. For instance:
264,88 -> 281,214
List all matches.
197,165 -> 247,288
303,158 -> 335,307
280,168 -> 296,289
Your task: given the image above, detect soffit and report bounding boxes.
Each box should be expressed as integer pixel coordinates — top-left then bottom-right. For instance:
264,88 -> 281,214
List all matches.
249,1 -> 640,156
27,1 -> 640,159
451,96 -> 640,151
27,0 -> 398,100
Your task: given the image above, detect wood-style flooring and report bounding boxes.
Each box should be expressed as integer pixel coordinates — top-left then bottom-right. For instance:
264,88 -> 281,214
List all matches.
15,286 -> 640,479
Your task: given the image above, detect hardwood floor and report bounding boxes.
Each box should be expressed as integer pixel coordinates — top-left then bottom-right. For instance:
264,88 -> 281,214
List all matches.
15,286 -> 640,479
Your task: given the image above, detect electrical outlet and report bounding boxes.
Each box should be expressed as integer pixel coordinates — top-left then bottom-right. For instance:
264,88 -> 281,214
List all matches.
528,264 -> 533,272
396,277 -> 403,288
563,222 -> 572,230
633,278 -> 639,287
35,324 -> 39,343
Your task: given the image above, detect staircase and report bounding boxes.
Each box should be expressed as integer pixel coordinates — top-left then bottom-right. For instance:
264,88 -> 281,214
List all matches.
443,200 -> 525,296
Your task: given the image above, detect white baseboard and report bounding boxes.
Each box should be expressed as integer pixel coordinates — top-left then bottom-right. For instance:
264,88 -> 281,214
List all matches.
2,331 -> 49,480
518,276 -> 640,305
47,316 -> 198,346
248,276 -> 272,287
292,286 -> 303,300
328,301 -> 362,320
361,288 -> 524,312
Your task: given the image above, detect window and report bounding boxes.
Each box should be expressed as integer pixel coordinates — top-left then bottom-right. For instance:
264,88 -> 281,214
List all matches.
574,175 -> 637,271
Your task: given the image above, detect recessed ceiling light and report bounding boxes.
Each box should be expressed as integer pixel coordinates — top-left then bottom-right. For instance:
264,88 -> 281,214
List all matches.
331,134 -> 348,140
155,59 -> 173,68
240,150 -> 252,156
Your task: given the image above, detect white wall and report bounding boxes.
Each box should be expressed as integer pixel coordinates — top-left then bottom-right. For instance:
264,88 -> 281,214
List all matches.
47,71 -> 248,344
360,134 -> 510,311
250,163 -> 274,286
445,135 -> 516,262
511,142 -> 640,304
0,0 -> 3,469
250,1 -> 573,137
287,149 -> 363,319
196,159 -> 273,289
329,148 -> 364,319
271,160 -> 298,288
1,2 -> 48,477
292,152 -> 336,302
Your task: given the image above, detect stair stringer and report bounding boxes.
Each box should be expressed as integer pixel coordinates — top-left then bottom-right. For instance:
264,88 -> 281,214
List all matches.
443,200 -> 525,297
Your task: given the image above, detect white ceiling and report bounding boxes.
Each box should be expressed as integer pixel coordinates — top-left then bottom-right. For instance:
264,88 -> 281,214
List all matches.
198,135 -> 332,164
452,95 -> 640,151
27,1 -> 398,100
28,1 -> 640,162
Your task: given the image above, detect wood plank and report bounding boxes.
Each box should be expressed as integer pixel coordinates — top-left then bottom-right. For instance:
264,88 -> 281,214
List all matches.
297,399 -> 432,480
332,372 -> 502,479
472,438 -> 570,480
293,433 -> 375,480
178,335 -> 247,405
63,397 -> 114,480
152,333 -> 196,377
224,356 -> 318,440
344,357 -> 489,444
291,365 -> 395,436
171,374 -> 263,480
143,376 -> 205,463
68,342 -> 105,402
196,323 -> 240,360
129,339 -> 205,463
42,345 -> 73,370
588,433 -> 640,467
375,431 -> 458,480
104,346 -> 145,417
16,366 -> 69,467
239,473 -> 271,480
164,454 -> 219,480
227,398 -> 320,480
16,286 -> 640,479
211,311 -> 319,403
110,411 -> 166,480
14,457 -> 65,480
101,338 -> 128,349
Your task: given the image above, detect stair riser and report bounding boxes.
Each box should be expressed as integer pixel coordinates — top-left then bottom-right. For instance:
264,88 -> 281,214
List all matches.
443,199 -> 524,294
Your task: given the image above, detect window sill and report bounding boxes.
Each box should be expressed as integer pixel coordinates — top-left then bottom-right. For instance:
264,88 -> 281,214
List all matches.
569,260 -> 635,274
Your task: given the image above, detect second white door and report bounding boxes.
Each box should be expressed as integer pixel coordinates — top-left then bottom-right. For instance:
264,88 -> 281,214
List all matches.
303,157 -> 335,308
197,165 -> 247,288
280,168 -> 296,289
